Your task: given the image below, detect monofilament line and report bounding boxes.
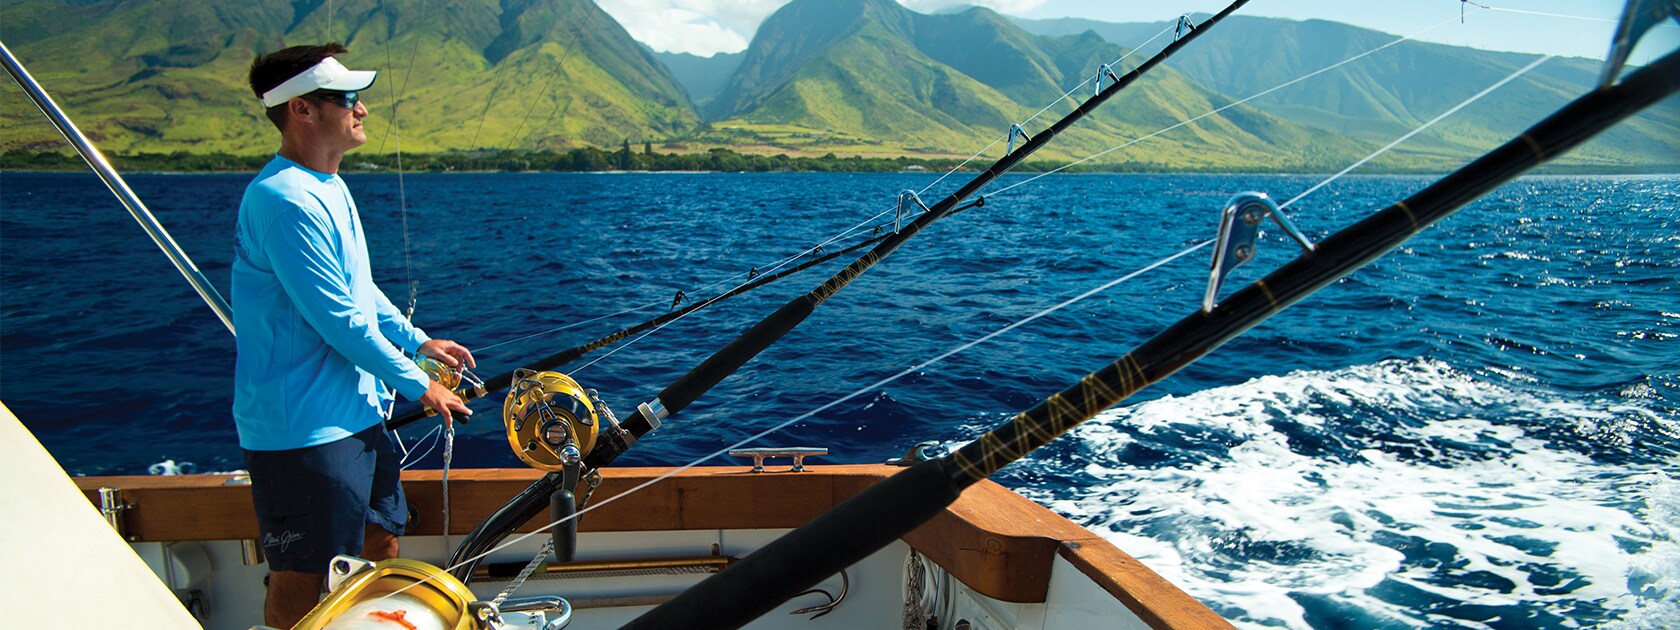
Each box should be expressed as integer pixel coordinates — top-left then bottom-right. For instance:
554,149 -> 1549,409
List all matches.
985,11 -> 1473,198
473,210 -> 893,355
381,238 -> 1213,603
567,218 -> 894,373
915,23 -> 1176,197
476,22 -> 1176,356
1279,55 -> 1553,210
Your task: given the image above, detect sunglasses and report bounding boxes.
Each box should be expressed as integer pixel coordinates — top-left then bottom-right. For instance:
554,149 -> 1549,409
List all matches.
306,90 -> 360,110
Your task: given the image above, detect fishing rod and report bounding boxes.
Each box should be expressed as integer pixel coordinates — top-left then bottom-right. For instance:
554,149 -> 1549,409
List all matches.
444,0 -> 1253,580
1,40 -> 236,335
385,225 -> 900,431
624,46 -> 1680,630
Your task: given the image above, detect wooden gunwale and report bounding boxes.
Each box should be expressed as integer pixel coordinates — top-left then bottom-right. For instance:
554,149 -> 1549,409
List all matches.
76,464 -> 1230,629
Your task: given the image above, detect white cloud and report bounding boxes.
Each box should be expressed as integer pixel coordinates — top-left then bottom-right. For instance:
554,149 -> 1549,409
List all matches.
896,0 -> 1047,14
594,0 -> 1051,57
595,0 -> 789,56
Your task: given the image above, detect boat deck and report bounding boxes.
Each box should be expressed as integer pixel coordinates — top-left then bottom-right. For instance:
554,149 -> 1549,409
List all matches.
75,465 -> 1230,629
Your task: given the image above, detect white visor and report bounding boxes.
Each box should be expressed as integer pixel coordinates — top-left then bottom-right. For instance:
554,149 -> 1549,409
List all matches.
259,57 -> 377,108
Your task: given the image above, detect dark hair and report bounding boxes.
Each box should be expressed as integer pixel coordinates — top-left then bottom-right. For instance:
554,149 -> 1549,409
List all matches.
249,43 -> 349,131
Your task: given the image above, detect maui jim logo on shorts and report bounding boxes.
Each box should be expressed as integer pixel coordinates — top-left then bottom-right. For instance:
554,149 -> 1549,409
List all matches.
264,530 -> 305,552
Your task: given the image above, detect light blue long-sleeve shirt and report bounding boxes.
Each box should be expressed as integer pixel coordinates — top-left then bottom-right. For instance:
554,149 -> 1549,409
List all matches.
231,155 -> 431,451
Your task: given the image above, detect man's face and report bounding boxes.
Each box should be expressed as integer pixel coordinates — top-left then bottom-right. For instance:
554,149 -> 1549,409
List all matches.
305,91 -> 368,151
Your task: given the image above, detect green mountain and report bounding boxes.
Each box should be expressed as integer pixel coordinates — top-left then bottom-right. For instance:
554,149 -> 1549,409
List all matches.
0,0 -> 697,155
649,49 -> 744,109
2,0 -> 1672,171
698,0 -> 1359,169
1013,15 -> 1680,169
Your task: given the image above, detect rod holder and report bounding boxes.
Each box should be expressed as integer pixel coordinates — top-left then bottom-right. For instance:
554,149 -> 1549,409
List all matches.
1203,192 -> 1315,313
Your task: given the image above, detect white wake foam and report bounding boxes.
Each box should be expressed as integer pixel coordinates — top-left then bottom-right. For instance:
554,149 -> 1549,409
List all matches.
1005,358 -> 1678,629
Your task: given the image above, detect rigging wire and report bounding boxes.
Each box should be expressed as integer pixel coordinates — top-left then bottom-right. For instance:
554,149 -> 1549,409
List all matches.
586,39 -> 1552,535
1278,55 -> 1553,210
503,29 -> 584,153
438,16 -> 1185,369
469,61 -> 514,151
412,22 -> 1566,591
986,11 -> 1477,198
383,26 -> 418,317
628,43 -> 1680,630
437,0 -> 1258,588
406,237 -> 1219,588
912,22 -> 1178,198
464,22 -> 1186,367
471,225 -> 885,355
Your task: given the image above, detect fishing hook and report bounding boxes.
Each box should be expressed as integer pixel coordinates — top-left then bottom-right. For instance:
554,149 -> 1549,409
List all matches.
789,569 -> 848,620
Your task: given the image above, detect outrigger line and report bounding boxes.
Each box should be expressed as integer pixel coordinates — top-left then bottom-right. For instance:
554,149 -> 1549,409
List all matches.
384,194 -> 996,433
624,46 -> 1680,630
386,225 -> 884,431
444,0 -> 1254,586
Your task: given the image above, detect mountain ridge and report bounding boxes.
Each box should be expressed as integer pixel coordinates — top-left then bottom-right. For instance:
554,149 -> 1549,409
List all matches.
2,1 -> 1673,171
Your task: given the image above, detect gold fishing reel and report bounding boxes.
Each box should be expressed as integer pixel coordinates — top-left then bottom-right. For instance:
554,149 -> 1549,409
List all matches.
286,555 -> 571,629
504,368 -> 600,471
417,356 -> 488,399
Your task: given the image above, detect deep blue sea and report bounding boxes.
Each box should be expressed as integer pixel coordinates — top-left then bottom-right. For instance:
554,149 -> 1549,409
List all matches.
2,171 -> 1675,628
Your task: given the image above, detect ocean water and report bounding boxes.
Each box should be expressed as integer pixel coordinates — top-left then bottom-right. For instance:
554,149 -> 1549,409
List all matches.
1,170 -> 1675,628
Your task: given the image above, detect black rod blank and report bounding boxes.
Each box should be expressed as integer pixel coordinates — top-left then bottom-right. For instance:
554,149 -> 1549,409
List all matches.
599,0 -> 1254,469
627,48 -> 1680,630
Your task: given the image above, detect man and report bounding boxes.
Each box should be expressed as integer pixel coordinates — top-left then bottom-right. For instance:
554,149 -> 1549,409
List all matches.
233,43 -> 473,627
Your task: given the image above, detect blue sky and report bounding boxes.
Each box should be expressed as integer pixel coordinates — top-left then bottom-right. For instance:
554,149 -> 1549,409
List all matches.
596,0 -> 1679,64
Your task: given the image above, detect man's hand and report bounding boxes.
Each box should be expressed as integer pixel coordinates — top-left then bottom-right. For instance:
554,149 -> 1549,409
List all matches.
419,380 -> 471,428
418,339 -> 477,370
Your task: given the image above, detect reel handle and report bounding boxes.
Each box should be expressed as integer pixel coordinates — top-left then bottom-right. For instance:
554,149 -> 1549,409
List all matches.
549,489 -> 578,563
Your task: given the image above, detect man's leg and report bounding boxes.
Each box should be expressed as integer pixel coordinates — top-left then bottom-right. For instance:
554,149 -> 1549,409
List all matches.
246,426 -> 388,628
266,571 -> 325,628
362,522 -> 400,561
364,425 -> 409,561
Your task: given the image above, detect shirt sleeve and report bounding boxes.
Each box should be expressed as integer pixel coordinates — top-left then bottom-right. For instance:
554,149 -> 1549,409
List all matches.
262,204 -> 432,401
375,289 -> 431,354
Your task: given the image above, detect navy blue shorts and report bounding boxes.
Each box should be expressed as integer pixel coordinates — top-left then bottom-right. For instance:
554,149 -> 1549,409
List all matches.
244,423 -> 408,573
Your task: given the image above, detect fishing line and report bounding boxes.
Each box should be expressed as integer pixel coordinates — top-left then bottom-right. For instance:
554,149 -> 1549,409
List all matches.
468,209 -> 895,357
504,4 -> 1537,573
461,20 -> 1560,610
1028,23 -> 1172,127
383,237 -> 1216,601
469,61 -> 513,151
389,0 -> 1258,600
1479,5 -> 1617,23
985,10 -> 1478,198
542,22 -> 1184,366
630,45 -> 1680,628
399,425 -> 445,469
913,22 -> 1177,198
374,0 -> 433,155
461,20 -> 1180,362
503,29 -> 584,153
443,5 -> 1256,576
381,28 -> 419,317
1278,55 -> 1554,210
563,216 -> 897,373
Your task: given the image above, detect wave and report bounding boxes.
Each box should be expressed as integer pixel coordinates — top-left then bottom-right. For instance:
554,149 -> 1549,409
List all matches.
993,358 -> 1678,629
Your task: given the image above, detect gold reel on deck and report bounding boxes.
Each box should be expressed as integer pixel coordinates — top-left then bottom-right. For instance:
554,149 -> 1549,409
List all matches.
289,556 -> 572,629
292,557 -> 480,630
504,368 -> 600,471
